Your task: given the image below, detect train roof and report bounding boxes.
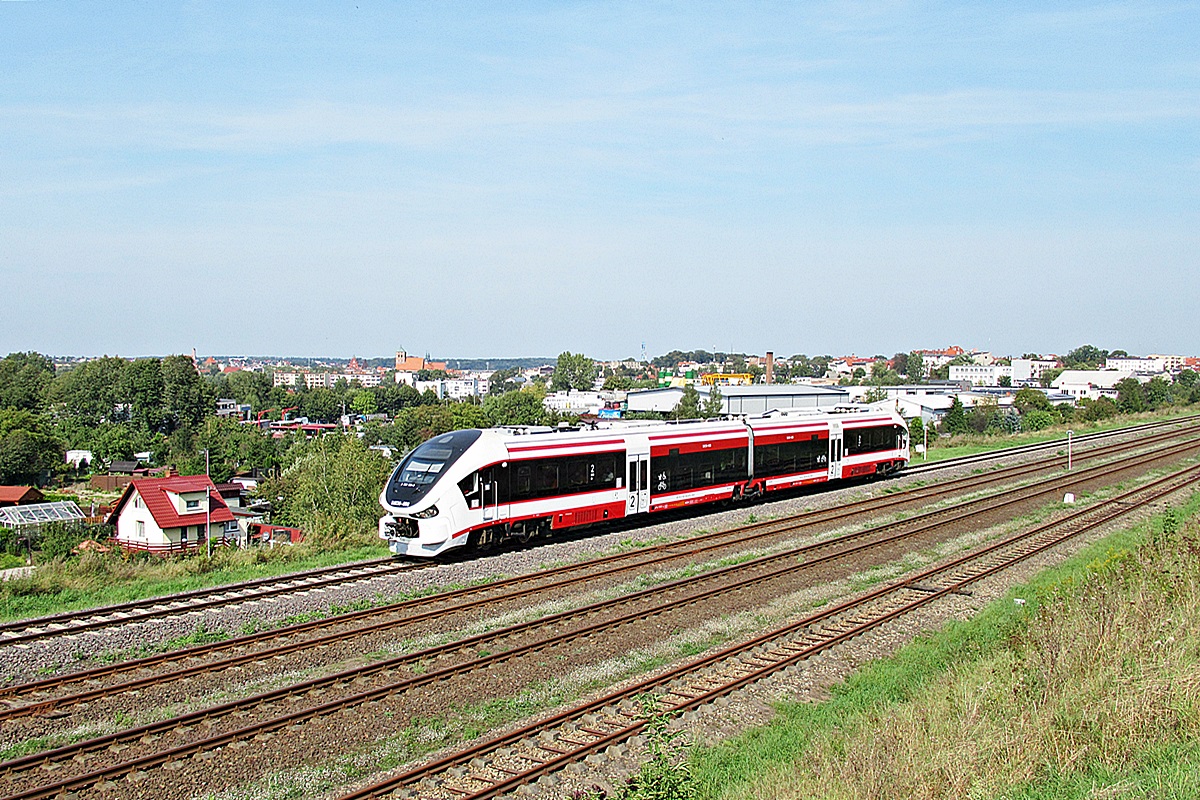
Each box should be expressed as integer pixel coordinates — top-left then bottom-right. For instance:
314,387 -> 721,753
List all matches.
481,405 -> 904,447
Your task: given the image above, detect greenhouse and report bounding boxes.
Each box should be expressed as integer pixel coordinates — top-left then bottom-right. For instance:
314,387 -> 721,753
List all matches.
0,501 -> 86,532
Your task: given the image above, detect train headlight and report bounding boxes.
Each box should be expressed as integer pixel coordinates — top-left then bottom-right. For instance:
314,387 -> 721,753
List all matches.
411,505 -> 439,519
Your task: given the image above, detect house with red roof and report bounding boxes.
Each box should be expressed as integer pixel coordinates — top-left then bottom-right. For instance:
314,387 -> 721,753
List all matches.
0,486 -> 44,507
106,475 -> 236,554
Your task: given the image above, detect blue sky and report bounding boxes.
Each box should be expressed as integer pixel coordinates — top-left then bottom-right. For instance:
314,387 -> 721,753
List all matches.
1,2 -> 1196,361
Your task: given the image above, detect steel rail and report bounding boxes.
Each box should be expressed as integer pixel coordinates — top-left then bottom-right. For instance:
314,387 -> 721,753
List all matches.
0,415 -> 1190,649
337,462 -> 1200,799
903,413 -> 1200,474
2,440 -> 1196,798
2,426 -> 1197,724
0,558 -> 424,646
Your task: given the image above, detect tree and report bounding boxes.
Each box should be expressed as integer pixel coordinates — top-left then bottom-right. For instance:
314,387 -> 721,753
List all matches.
93,424 -> 136,463
385,405 -> 454,451
482,390 -> 553,427
1013,387 -> 1052,415
0,408 -> 62,486
906,352 -> 925,382
1039,368 -> 1063,388
215,369 -> 273,412
1065,345 -> 1108,369
1176,369 -> 1198,389
1115,378 -> 1146,414
943,397 -> 969,435
701,387 -> 723,418
449,402 -> 490,431
372,382 -> 421,417
863,386 -> 888,404
1083,396 -> 1118,421
550,352 -> 598,392
122,358 -> 167,433
998,375 -> 1012,387
968,398 -> 1000,433
350,390 -> 378,417
672,385 -> 702,419
0,352 -> 55,412
487,367 -> 521,395
890,352 -> 909,378
1144,376 -> 1170,410
868,360 -> 900,386
603,374 -> 634,391
161,355 -> 211,431
51,356 -> 129,427
178,417 -> 280,482
264,436 -> 393,548
298,387 -> 342,422
907,416 -> 925,449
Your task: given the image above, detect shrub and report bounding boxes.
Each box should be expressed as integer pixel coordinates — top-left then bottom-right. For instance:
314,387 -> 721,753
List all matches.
36,521 -> 111,561
1022,410 -> 1055,431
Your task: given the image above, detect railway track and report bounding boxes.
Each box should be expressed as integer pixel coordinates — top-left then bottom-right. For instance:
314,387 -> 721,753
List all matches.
2,423 -> 1197,721
1,415 -> 1194,652
903,413 -> 1200,474
2,435 -> 1196,800
338,460 -> 1200,799
1,421 -> 1198,731
0,557 -> 427,648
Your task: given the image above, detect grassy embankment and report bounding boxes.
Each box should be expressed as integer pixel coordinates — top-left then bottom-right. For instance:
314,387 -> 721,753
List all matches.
689,491 -> 1200,799
0,542 -> 389,622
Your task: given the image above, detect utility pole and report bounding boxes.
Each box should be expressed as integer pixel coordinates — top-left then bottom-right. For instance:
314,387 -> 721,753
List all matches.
205,448 -> 212,558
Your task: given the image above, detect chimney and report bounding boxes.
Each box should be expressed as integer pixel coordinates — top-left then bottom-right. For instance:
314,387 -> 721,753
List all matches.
765,351 -> 775,385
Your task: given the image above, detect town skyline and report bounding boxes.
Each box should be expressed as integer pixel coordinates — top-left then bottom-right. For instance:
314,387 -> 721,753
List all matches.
26,342 -> 1198,368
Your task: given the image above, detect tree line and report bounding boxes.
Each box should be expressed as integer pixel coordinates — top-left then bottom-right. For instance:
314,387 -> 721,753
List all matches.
0,351 -> 602,487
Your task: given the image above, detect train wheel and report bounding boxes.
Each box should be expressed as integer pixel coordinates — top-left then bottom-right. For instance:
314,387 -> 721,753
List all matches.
469,528 -> 496,552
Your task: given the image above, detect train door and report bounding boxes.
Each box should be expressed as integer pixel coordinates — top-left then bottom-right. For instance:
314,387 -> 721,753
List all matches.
827,422 -> 843,481
627,452 -> 650,515
481,463 -> 509,523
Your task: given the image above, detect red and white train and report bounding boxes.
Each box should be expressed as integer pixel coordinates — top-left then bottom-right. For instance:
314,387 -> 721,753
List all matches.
379,406 -> 909,557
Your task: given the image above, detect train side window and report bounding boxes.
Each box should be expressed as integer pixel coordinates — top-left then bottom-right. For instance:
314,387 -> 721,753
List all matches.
537,462 -> 559,493
599,454 -> 616,484
516,466 -> 532,498
568,459 -> 588,488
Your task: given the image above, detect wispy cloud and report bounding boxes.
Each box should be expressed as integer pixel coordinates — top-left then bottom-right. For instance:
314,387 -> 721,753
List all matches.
3,84 -> 1195,157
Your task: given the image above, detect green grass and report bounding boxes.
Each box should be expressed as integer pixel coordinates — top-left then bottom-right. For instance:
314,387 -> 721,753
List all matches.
689,489 -> 1200,800
0,543 -> 390,622
918,406 -> 1198,465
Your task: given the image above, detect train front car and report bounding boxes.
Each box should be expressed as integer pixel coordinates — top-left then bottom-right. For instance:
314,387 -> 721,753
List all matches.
378,428 -> 502,557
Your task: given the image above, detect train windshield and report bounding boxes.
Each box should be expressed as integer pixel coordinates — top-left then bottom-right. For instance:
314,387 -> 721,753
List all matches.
385,429 -> 482,507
